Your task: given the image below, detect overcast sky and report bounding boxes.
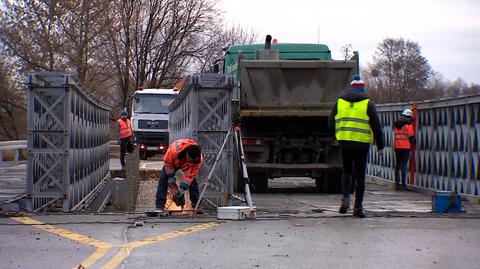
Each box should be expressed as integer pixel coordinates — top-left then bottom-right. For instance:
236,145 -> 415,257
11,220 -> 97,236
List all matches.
220,0 -> 480,85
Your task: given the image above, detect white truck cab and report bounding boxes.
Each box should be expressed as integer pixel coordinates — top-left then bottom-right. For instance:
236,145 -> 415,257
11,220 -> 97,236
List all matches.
131,88 -> 178,159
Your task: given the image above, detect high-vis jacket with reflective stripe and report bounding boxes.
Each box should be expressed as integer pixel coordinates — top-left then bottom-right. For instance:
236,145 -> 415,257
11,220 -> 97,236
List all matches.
394,124 -> 414,149
117,118 -> 132,139
164,139 -> 203,186
335,99 -> 373,144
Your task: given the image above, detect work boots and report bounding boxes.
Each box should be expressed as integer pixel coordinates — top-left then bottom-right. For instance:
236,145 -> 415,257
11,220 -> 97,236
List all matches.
338,196 -> 350,214
352,208 -> 366,218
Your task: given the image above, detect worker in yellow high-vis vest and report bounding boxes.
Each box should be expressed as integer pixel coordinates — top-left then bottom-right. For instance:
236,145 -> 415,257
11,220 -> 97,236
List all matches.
328,75 -> 384,218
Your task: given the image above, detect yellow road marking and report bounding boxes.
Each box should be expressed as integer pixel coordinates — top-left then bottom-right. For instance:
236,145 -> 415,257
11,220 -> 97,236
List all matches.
101,222 -> 223,269
127,221 -> 221,248
11,216 -> 224,269
11,217 -> 113,269
76,246 -> 112,269
11,217 -> 112,248
100,247 -> 130,269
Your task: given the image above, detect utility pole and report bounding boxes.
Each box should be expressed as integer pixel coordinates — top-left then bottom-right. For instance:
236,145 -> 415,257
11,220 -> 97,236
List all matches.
317,26 -> 320,44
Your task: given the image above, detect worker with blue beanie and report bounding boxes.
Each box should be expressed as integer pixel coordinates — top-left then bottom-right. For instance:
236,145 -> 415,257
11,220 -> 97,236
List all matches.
328,74 -> 384,218
350,74 -> 365,91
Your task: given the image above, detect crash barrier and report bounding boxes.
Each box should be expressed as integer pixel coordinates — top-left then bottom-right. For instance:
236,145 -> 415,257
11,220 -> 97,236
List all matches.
25,72 -> 111,212
0,140 -> 27,164
169,73 -> 235,207
367,94 -> 480,196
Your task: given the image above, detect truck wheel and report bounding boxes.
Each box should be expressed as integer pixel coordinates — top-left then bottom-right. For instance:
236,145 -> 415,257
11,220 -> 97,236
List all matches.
250,172 -> 268,193
315,177 -> 325,193
235,175 -> 246,193
323,171 -> 342,193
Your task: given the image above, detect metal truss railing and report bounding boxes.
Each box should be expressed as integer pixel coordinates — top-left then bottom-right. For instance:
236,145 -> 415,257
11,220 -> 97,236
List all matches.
169,73 -> 235,207
367,94 -> 480,196
0,140 -> 26,164
26,72 -> 111,212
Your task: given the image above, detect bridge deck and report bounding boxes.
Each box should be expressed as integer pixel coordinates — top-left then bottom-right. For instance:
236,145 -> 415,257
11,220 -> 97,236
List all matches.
2,159 -> 479,216
0,158 -> 162,210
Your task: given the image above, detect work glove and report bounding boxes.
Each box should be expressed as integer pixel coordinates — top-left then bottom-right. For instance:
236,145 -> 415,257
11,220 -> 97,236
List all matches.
167,176 -> 177,187
173,182 -> 189,207
330,138 -> 339,146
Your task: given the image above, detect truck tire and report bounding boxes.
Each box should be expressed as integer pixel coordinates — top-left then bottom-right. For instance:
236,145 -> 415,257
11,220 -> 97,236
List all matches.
315,177 -> 325,193
323,171 -> 342,193
235,176 -> 246,193
250,172 -> 268,193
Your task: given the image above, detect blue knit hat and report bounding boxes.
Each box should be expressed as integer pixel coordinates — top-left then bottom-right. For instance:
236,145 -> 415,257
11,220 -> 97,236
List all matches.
350,74 -> 365,92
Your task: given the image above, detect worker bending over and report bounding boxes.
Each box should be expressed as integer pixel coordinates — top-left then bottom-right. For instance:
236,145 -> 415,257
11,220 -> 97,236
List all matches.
155,139 -> 203,212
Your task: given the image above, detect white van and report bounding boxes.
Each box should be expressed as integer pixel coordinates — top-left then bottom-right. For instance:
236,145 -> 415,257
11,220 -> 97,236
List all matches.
131,88 -> 178,159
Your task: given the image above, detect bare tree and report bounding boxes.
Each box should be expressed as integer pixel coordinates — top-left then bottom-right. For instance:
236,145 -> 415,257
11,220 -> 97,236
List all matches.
368,38 -> 431,102
340,44 -> 353,60
0,0 -> 258,130
364,62 -> 480,103
193,24 -> 258,73
0,59 -> 27,140
103,0 -> 137,109
0,0 -> 67,72
56,0 -> 114,84
0,0 -> 115,93
104,0 -> 222,110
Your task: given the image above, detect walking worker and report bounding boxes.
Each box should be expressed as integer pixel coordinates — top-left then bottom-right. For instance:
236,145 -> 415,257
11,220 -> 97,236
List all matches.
155,139 -> 203,212
393,108 -> 415,190
329,74 -> 384,218
117,108 -> 133,169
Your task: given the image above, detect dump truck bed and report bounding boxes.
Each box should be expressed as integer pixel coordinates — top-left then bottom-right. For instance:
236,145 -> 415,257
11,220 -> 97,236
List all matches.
239,60 -> 357,115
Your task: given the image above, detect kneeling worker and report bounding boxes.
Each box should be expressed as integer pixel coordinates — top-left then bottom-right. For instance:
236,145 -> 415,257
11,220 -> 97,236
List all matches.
155,139 -> 203,212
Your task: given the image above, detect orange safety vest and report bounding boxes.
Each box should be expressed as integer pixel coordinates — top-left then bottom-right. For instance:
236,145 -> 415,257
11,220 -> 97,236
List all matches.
164,139 -> 203,185
117,118 -> 132,139
394,124 -> 414,149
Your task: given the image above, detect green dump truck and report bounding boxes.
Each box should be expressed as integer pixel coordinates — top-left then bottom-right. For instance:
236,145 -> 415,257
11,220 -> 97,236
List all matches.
224,36 -> 358,192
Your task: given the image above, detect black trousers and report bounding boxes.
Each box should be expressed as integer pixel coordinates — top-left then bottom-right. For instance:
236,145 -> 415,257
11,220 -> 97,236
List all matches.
119,138 -> 129,166
340,147 -> 369,209
155,168 -> 200,209
395,149 -> 410,186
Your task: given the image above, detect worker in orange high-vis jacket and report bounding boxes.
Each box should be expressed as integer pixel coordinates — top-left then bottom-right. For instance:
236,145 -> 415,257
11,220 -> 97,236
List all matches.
155,139 -> 203,211
393,108 -> 416,191
117,109 -> 133,168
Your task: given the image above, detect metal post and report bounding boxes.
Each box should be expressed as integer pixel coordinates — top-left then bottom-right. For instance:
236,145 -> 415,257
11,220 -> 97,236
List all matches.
62,78 -> 72,211
26,78 -> 35,203
195,128 -> 232,211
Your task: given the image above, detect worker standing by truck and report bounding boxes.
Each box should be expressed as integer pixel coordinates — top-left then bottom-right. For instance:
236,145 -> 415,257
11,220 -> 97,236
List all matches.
329,75 -> 384,218
393,108 -> 415,191
117,109 -> 133,169
155,139 -> 203,212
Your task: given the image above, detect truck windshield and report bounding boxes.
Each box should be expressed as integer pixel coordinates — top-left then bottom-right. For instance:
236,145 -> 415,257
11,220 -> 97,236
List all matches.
133,94 -> 176,114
